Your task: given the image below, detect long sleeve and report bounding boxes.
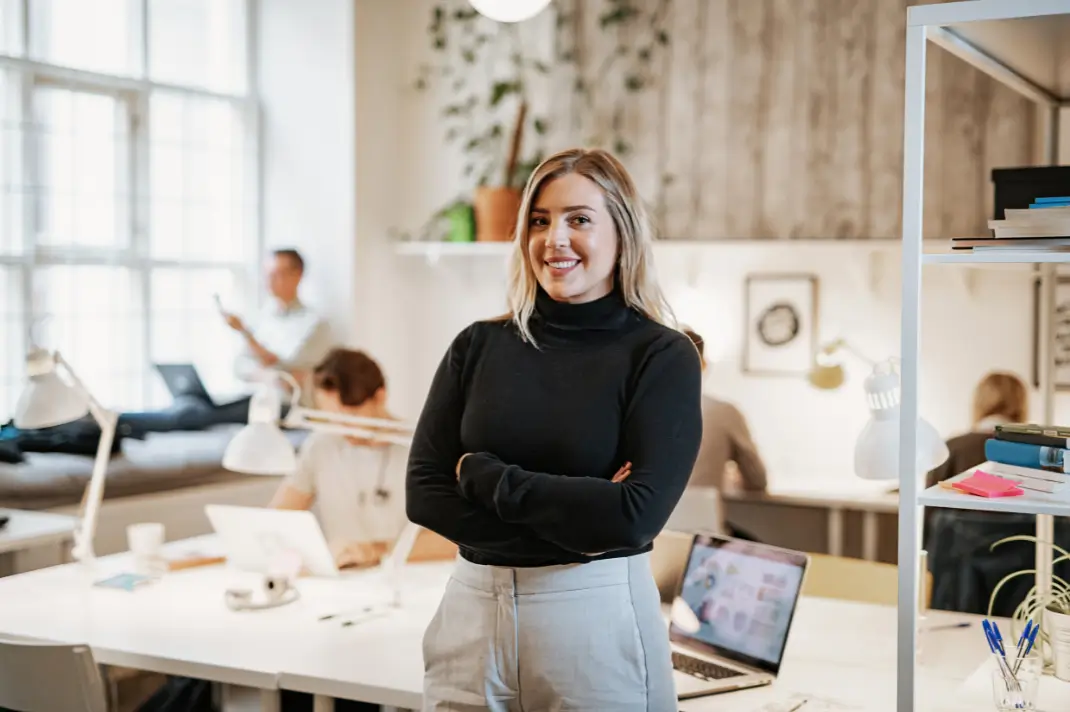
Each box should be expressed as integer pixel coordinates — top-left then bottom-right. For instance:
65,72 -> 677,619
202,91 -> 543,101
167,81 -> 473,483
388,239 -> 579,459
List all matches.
457,336 -> 702,554
726,403 -> 767,491
405,327 -> 571,557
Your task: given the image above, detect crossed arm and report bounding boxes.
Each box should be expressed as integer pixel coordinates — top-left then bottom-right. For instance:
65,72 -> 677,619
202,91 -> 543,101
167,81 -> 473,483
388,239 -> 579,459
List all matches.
405,328 -> 703,556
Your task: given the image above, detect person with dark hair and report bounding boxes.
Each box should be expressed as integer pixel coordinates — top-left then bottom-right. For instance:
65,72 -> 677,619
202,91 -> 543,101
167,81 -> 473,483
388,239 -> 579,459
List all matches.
221,248 -> 334,403
270,348 -> 407,569
682,328 -> 767,494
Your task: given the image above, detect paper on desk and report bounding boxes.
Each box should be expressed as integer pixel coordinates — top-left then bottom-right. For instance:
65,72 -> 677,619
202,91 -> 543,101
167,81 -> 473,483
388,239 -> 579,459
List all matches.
757,693 -> 864,712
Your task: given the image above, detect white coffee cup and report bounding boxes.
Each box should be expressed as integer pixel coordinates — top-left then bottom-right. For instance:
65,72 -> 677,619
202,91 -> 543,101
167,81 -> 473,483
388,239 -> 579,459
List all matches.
127,522 -> 165,575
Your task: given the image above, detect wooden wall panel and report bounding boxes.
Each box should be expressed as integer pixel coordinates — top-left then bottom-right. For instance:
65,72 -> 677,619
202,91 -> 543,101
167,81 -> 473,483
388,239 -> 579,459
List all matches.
548,0 -> 1037,240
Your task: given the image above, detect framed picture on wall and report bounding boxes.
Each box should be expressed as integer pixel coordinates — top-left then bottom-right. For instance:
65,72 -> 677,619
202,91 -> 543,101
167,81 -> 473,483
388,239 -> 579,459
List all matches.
1031,275 -> 1070,390
742,274 -> 818,376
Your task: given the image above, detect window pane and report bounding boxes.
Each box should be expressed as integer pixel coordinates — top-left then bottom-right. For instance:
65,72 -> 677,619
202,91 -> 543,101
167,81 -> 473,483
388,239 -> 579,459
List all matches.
0,70 -> 25,255
149,267 -> 248,407
0,268 -> 24,422
0,0 -> 24,55
32,87 -> 130,249
149,0 -> 246,93
34,266 -> 143,409
149,92 -> 248,262
28,0 -> 141,76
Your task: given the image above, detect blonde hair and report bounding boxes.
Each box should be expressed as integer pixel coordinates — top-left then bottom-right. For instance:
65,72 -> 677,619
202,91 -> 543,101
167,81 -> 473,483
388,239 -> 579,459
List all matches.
505,148 -> 675,344
972,371 -> 1028,427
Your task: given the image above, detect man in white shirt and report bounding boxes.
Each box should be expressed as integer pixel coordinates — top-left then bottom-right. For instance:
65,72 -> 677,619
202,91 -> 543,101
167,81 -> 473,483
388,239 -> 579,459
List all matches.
222,248 -> 334,404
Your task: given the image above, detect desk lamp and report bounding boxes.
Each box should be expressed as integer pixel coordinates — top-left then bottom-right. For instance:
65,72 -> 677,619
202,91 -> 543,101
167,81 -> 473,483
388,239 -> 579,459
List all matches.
808,340 -> 948,481
222,370 -> 414,476
15,349 -> 117,563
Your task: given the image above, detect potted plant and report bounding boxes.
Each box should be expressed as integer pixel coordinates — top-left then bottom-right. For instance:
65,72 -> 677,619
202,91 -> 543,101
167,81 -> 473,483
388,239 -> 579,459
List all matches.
987,535 -> 1070,680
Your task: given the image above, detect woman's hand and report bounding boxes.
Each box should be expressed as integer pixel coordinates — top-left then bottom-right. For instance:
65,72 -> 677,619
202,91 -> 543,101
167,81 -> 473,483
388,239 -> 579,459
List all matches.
455,453 -> 471,479
611,461 -> 632,483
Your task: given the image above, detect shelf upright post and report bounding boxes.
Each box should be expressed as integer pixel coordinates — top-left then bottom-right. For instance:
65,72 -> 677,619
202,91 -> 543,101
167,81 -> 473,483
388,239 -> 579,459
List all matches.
898,20 -> 928,712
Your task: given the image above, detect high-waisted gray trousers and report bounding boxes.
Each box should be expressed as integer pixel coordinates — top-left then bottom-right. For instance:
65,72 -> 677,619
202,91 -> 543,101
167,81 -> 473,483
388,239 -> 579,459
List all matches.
421,553 -> 677,712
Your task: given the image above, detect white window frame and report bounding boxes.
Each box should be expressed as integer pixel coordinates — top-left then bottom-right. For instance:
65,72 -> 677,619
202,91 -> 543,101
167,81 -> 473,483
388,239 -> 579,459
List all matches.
0,0 -> 262,408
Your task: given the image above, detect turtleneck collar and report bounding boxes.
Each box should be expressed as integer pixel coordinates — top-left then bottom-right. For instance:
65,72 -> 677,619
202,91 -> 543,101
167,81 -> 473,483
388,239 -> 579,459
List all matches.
533,285 -> 632,333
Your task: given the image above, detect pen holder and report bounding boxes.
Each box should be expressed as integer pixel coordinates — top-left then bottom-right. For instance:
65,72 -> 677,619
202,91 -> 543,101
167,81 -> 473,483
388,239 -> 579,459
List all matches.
990,651 -> 1041,711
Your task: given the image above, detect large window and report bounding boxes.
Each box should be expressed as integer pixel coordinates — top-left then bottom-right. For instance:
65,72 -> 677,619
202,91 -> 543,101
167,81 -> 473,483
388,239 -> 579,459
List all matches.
0,0 -> 258,415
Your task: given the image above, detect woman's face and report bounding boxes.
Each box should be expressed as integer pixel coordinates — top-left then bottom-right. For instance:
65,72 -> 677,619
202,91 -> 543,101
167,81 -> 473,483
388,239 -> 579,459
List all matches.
527,173 -> 619,304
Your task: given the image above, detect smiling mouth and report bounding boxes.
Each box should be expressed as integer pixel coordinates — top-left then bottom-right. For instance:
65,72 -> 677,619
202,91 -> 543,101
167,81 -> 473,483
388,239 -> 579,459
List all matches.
546,259 -> 579,271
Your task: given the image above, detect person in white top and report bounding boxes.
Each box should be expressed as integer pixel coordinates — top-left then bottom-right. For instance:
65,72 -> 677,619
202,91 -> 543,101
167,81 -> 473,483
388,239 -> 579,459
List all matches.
221,248 -> 335,403
270,348 -> 409,569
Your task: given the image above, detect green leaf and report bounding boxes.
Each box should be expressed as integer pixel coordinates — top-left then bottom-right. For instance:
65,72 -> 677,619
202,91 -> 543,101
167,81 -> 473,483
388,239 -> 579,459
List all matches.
489,123 -> 503,138
638,47 -> 651,62
657,30 -> 670,46
443,104 -> 464,116
624,75 -> 644,91
465,137 -> 483,151
490,81 -> 522,107
533,118 -> 548,135
613,138 -> 631,155
534,61 -> 551,74
415,78 -> 427,91
560,50 -> 575,62
462,48 -> 476,63
600,6 -> 639,28
433,36 -> 447,51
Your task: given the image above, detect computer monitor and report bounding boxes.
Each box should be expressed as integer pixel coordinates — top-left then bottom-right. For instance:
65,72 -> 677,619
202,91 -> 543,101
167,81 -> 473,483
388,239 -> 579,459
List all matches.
670,533 -> 809,675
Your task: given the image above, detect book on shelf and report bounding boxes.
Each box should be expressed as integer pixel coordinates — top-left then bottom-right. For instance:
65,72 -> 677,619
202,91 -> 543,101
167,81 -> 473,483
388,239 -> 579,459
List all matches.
995,423 -> 1070,449
984,438 -> 1070,473
982,462 -> 1066,492
951,236 -> 1070,250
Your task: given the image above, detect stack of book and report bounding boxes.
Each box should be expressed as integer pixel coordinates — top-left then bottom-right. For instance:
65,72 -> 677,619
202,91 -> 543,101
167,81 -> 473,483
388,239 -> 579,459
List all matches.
952,197 -> 1070,251
980,423 -> 1070,494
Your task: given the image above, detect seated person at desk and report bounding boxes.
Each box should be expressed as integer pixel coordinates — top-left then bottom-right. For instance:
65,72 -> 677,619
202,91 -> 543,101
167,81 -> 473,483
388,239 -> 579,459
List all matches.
271,347 -> 407,569
926,371 -> 1070,615
224,248 -> 335,405
682,329 -> 767,540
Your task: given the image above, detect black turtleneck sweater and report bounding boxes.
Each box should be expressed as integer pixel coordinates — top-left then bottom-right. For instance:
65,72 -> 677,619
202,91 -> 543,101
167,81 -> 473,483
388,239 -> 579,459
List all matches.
405,288 -> 703,567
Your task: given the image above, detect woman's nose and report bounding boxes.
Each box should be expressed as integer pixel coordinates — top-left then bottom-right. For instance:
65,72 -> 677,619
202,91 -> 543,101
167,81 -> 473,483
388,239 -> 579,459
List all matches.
546,221 -> 570,247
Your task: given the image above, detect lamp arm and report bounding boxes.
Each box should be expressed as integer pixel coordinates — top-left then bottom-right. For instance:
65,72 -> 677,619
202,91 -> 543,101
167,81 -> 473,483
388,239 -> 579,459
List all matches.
836,340 -> 878,368
272,369 -> 302,413
283,406 -> 414,447
53,353 -> 117,564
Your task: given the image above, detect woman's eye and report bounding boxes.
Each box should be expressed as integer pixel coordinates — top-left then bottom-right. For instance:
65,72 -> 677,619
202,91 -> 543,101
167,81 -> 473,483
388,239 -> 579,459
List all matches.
571,215 -> 591,225
529,217 -> 549,228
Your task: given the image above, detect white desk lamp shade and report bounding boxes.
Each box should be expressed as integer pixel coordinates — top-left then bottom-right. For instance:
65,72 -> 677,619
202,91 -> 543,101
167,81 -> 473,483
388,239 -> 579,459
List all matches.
222,385 -> 297,475
14,371 -> 89,429
468,0 -> 551,23
853,366 -> 949,481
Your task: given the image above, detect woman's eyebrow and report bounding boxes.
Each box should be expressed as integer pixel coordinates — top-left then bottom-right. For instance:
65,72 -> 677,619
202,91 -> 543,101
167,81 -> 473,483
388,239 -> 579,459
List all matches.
530,204 -> 595,213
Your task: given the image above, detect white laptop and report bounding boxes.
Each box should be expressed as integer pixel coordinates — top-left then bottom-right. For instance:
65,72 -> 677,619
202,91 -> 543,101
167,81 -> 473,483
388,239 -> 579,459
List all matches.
669,533 -> 810,699
205,504 -> 426,579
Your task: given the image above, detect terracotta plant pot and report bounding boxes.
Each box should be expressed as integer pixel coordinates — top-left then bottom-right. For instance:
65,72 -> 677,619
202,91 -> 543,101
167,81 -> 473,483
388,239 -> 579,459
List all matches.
474,186 -> 521,242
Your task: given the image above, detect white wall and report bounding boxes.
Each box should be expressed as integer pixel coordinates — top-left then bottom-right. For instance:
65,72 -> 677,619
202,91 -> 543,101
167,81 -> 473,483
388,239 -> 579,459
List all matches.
342,1 -> 1062,483
258,0 -> 357,342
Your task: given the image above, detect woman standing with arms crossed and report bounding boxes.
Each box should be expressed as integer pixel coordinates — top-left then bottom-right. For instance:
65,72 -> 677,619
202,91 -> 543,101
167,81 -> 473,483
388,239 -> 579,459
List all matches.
407,148 -> 702,712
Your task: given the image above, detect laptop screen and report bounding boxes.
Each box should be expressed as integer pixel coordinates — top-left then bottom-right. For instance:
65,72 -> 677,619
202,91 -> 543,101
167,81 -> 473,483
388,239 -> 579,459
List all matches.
669,534 -> 809,675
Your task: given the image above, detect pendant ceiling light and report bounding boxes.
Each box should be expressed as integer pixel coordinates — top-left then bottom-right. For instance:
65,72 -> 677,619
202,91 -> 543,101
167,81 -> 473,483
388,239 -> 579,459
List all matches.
468,0 -> 552,23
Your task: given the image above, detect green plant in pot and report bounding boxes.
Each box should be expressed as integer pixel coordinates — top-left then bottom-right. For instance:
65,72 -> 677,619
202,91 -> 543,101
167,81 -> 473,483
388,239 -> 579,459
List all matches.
986,535 -> 1070,680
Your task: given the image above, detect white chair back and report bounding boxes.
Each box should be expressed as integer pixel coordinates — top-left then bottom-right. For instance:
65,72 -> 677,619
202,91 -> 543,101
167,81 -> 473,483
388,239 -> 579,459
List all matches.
0,636 -> 107,712
665,486 -> 724,536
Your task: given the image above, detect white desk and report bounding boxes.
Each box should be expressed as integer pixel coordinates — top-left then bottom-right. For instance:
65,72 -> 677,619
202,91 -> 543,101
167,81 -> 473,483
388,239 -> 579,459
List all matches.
0,507 -> 76,576
0,536 -> 1063,712
723,479 -> 898,561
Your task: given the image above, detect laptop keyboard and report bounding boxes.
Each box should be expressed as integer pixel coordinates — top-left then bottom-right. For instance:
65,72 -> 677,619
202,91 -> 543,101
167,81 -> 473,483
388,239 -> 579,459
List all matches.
671,652 -> 745,681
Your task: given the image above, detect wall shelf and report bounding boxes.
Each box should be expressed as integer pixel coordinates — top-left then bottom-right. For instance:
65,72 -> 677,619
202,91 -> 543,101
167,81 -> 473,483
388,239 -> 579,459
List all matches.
918,465 -> 1070,518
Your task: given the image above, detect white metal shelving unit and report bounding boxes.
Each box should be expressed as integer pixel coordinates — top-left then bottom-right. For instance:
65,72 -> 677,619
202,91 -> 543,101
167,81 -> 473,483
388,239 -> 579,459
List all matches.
901,1 -> 1070,709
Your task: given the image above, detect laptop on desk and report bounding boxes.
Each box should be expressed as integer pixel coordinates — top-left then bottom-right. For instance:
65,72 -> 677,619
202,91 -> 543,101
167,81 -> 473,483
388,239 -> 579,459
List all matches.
669,533 -> 810,699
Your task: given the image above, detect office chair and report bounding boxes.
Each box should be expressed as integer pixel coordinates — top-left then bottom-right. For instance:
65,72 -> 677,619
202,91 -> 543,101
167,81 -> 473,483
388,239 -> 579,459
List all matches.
0,635 -> 108,712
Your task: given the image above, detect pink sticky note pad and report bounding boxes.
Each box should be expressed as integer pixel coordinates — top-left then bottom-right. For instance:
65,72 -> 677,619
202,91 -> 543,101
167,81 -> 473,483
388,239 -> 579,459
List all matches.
952,470 -> 1024,498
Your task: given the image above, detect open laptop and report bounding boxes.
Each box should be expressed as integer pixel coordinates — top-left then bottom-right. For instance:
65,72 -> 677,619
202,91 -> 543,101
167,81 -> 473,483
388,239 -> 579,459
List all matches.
669,533 -> 810,699
205,505 -> 444,579
154,363 -> 216,406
